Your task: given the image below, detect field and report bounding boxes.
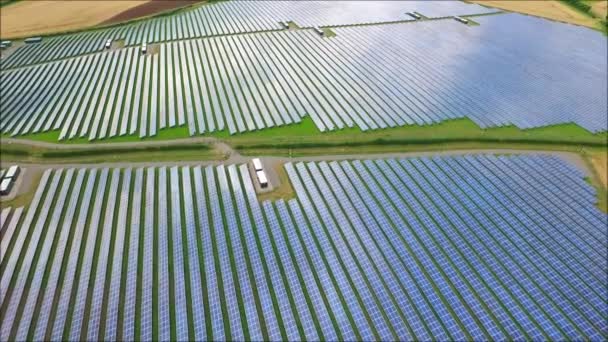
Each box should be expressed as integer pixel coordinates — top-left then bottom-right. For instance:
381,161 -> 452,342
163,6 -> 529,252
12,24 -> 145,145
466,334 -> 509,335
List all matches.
2,10 -> 606,141
0,1 -> 606,341
586,0 -> 608,18
471,0 -> 604,29
0,0 -> 201,39
0,155 -> 606,340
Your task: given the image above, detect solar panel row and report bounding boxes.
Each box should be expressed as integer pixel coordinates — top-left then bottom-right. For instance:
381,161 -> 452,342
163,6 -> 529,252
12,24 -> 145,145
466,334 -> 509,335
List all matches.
2,13 -> 604,141
0,156 -> 605,340
1,1 -> 496,69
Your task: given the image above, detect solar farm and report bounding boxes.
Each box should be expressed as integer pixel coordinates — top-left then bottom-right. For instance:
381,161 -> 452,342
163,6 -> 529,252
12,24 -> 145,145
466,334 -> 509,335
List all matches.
1,1 -> 606,140
0,1 -> 607,341
0,155 -> 606,341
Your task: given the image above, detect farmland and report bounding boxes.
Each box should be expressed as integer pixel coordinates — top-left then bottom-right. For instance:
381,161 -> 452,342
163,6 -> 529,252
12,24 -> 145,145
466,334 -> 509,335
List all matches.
0,0 -> 202,39
470,0 -> 606,30
0,156 -> 606,340
0,1 -> 606,341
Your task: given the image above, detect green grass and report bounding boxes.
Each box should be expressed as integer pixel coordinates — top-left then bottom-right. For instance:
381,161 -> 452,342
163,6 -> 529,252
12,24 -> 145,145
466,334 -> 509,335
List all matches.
7,116 -> 605,145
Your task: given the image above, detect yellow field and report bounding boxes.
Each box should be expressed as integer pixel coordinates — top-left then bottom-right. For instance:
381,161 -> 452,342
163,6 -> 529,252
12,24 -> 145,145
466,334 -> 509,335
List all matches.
0,0 -> 148,39
590,151 -> 607,188
471,0 -> 602,29
586,0 -> 608,19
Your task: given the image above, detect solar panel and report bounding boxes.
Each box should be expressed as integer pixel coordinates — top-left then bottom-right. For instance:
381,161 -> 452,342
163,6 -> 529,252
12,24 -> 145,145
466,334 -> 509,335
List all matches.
192,166 -> 224,340
0,207 -> 23,263
181,166 -> 207,340
67,168 -> 109,341
122,168 -> 143,341
104,168 -> 132,341
1,157 -> 605,340
15,169 -> 76,341
261,201 -> 313,341
1,169 -> 64,341
139,168 -> 155,341
228,165 -> 281,340
20,169 -> 86,339
239,165 -> 302,341
169,166 -> 189,341
217,165 -> 263,340
157,167 -> 171,342
205,165 -> 244,340
47,169 -> 97,340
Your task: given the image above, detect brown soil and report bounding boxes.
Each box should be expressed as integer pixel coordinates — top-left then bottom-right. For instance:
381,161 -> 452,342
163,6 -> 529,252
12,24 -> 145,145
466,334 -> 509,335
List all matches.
471,0 -> 601,29
103,0 -> 203,25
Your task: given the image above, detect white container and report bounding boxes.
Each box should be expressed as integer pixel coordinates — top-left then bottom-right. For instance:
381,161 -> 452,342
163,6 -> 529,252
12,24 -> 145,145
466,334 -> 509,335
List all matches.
256,170 -> 268,188
252,158 -> 263,171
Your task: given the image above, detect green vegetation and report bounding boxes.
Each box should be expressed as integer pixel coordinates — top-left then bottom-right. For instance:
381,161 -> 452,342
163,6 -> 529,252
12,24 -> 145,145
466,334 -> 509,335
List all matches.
5,116 -> 607,147
227,117 -> 607,155
0,142 -> 224,164
2,117 -> 606,161
0,0 -> 19,8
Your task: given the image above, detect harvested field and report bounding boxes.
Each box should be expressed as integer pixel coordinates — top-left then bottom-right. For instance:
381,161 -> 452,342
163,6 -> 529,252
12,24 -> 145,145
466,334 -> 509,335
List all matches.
586,0 -> 608,19
0,0 -> 202,39
102,0 -> 203,25
0,1 -> 144,39
589,151 -> 607,188
471,0 -> 600,29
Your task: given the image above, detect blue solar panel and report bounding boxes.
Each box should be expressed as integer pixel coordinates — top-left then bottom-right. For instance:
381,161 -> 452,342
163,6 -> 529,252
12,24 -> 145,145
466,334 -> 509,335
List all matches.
2,156 -> 605,340
122,168 -> 143,341
181,166 -> 207,340
240,165 -> 303,341
0,168 -> 52,310
0,207 -> 23,263
23,172 -> 83,342
46,169 -> 97,340
104,168 -> 132,341
275,199 -> 338,341
192,166 -> 224,340
228,165 -> 281,340
205,165 -> 244,340
1,169 -> 63,341
68,168 -> 109,341
15,169 -> 76,341
169,166 -> 189,341
157,167 -> 171,342
139,168 -> 155,341
217,165 -> 263,340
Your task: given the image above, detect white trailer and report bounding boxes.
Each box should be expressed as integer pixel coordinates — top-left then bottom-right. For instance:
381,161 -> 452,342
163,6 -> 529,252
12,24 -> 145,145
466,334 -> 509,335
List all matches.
252,158 -> 263,172
256,170 -> 268,188
0,178 -> 12,196
5,165 -> 20,179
